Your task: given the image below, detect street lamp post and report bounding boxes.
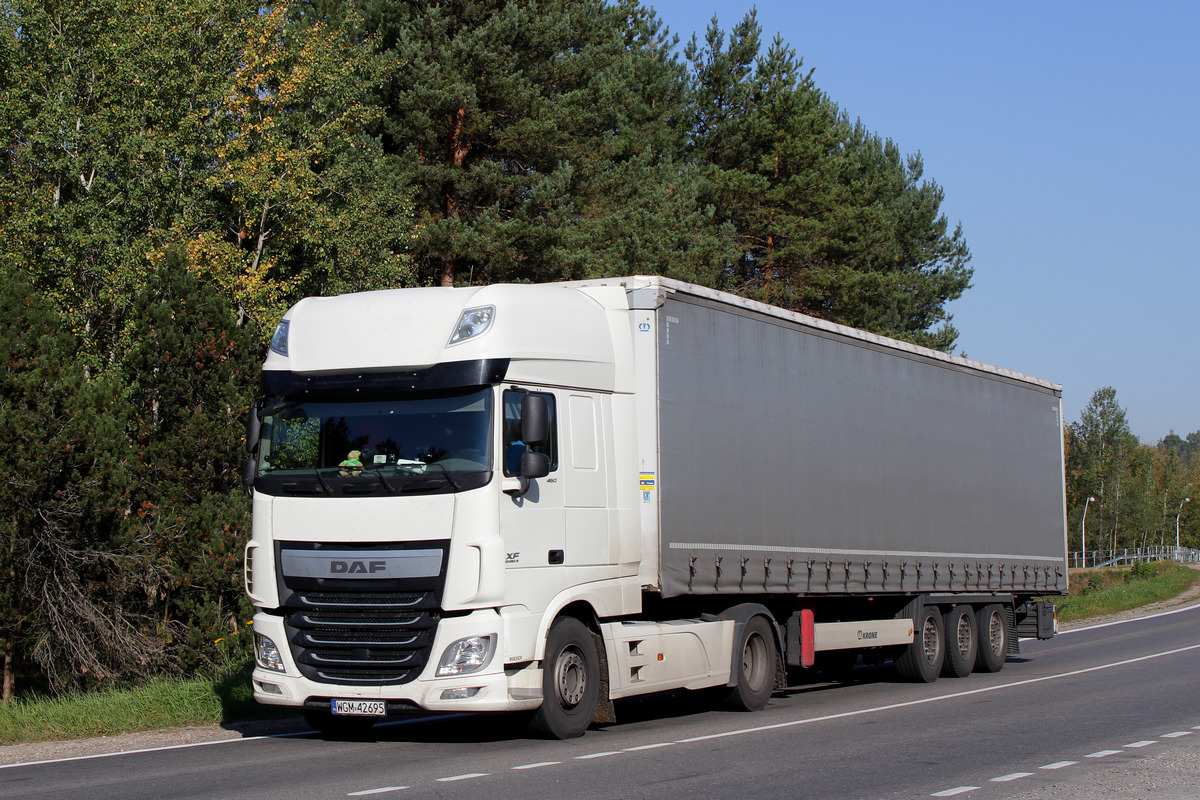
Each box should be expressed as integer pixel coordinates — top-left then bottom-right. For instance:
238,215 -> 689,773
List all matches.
1177,497 -> 1191,556
1082,496 -> 1096,568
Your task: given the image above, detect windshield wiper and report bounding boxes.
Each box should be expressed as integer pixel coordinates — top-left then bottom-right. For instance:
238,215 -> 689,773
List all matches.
281,469 -> 333,495
423,462 -> 461,491
365,468 -> 399,494
393,466 -> 461,494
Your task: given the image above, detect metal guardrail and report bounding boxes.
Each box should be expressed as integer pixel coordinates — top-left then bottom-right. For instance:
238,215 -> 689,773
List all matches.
1068,546 -> 1200,569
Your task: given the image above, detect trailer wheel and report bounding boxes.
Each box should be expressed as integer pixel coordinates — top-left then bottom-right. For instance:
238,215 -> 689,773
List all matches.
302,710 -> 377,740
724,615 -> 776,711
894,606 -> 944,682
975,604 -> 1008,673
528,616 -> 599,739
940,606 -> 977,678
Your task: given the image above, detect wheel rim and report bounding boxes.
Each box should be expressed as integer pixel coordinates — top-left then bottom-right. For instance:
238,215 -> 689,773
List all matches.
955,614 -> 973,658
922,618 -> 940,664
987,612 -> 1004,656
743,631 -> 769,690
554,646 -> 587,708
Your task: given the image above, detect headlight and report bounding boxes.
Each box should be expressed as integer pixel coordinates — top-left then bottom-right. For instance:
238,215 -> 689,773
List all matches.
446,306 -> 495,347
436,634 -> 496,676
255,632 -> 286,672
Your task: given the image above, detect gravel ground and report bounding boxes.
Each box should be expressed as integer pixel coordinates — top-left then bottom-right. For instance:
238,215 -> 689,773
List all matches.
0,716 -> 310,767
4,566 -> 1199,769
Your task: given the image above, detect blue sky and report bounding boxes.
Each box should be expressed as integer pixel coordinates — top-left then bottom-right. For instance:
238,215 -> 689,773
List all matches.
645,0 -> 1199,442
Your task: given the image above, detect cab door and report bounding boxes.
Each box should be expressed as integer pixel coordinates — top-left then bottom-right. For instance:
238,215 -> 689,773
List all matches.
498,388 -> 565,582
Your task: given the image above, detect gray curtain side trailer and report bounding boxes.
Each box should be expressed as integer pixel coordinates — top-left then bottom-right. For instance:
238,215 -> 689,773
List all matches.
581,276 -> 1067,679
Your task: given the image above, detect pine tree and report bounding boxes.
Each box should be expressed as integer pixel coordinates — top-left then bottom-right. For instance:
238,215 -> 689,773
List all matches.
343,0 -> 731,286
685,13 -> 972,351
117,253 -> 261,671
0,271 -> 164,697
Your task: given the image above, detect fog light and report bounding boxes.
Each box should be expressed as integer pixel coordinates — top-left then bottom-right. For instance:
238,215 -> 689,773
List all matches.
255,632 -> 285,672
255,680 -> 284,695
440,687 -> 483,700
436,634 -> 496,676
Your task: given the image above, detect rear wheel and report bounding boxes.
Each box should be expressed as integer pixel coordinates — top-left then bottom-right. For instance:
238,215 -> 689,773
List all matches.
894,606 -> 944,682
528,616 -> 599,739
975,604 -> 1008,673
940,606 -> 977,678
724,615 -> 776,711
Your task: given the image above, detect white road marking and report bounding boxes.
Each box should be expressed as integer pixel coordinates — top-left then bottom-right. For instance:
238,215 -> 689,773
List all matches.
1124,740 -> 1157,748
348,787 -> 409,796
1162,731 -> 1193,738
931,787 -> 979,797
624,742 -> 676,751
990,772 -> 1033,782
1041,761 -> 1079,770
1085,750 -> 1122,758
575,751 -> 623,759
512,761 -> 561,770
437,773 -> 489,782
673,642 -> 1200,746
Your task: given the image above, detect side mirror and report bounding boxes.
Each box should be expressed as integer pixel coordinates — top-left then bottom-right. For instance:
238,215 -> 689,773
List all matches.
241,456 -> 257,494
503,448 -> 551,498
245,408 -> 261,455
520,451 -> 550,480
521,394 -> 549,445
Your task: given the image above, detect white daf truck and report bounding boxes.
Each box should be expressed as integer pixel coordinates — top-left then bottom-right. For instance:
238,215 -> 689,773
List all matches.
243,276 -> 1066,738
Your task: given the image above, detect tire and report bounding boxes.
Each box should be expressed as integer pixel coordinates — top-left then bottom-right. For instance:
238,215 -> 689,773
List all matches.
894,605 -> 944,682
723,615 -> 776,711
975,604 -> 1008,673
528,616 -> 600,739
940,605 -> 977,678
302,710 -> 378,739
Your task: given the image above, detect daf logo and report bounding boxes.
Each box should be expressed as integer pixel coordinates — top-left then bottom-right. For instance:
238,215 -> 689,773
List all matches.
330,559 -> 387,574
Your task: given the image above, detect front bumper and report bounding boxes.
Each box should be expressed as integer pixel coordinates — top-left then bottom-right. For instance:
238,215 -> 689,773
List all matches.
251,610 -> 543,713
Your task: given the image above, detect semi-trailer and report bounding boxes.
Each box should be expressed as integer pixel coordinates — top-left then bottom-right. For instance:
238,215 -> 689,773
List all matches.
243,275 -> 1066,738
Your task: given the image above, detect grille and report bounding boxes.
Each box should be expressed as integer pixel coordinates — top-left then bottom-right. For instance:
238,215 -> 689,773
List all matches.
284,592 -> 439,686
298,591 -> 429,608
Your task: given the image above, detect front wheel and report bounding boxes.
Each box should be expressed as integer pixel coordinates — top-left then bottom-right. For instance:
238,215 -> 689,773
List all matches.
723,615 -> 776,711
528,616 -> 600,739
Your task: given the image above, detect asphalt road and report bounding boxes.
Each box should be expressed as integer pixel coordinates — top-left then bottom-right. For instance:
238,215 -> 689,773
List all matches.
5,604 -> 1200,800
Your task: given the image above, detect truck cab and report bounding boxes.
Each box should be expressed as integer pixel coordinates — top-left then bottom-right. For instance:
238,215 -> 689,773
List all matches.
244,284 -> 647,735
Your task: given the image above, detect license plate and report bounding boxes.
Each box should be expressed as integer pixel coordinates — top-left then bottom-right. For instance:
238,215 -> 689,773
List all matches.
331,699 -> 386,716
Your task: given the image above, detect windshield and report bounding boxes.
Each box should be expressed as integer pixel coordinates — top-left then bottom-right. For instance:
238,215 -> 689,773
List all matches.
253,387 -> 492,497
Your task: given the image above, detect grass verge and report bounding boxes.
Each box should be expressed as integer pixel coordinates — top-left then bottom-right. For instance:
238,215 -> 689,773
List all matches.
1050,559 -> 1199,623
0,661 -> 296,746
